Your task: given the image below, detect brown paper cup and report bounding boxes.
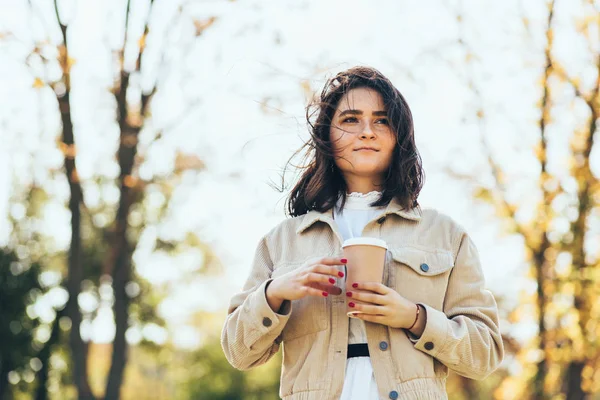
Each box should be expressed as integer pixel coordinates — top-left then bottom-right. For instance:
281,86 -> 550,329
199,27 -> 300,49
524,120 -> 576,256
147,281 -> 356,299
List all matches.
342,237 -> 387,318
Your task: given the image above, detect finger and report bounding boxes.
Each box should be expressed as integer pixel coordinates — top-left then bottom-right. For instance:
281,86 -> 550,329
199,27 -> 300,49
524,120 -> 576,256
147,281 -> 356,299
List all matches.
349,302 -> 386,315
347,290 -> 386,305
318,257 -> 348,267
354,313 -> 385,324
311,263 -> 345,279
309,282 -> 342,296
304,272 -> 336,286
351,281 -> 389,295
301,285 -> 330,297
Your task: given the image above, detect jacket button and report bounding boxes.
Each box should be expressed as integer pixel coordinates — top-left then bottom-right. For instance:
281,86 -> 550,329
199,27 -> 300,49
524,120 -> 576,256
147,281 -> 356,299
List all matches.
420,263 -> 429,272
389,390 -> 399,399
424,341 -> 434,350
379,341 -> 388,351
377,216 -> 386,224
262,317 -> 272,327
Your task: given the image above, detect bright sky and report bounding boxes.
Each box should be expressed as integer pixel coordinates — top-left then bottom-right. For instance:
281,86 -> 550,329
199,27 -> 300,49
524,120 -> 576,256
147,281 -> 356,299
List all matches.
0,0 -> 598,351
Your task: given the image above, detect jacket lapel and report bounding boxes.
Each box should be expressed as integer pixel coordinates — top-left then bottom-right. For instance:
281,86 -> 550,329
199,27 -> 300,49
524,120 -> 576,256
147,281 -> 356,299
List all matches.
296,196 -> 422,235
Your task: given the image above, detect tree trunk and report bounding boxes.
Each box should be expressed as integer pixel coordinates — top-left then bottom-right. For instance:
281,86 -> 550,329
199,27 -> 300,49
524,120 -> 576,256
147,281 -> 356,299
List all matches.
104,247 -> 133,400
53,2 -> 95,397
564,361 -> 586,400
104,68 -> 141,397
533,244 -> 549,400
60,93 -> 96,400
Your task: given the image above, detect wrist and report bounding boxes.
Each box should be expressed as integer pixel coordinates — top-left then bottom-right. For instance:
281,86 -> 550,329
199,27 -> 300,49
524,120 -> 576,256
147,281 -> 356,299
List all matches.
406,303 -> 420,330
407,304 -> 426,337
266,279 -> 285,312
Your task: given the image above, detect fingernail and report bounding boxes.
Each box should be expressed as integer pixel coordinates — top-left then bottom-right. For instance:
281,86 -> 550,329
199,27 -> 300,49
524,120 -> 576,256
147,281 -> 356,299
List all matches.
322,292 -> 328,297
341,258 -> 347,264
329,278 -> 336,284
338,271 -> 344,277
352,283 -> 358,288
346,292 -> 352,297
349,302 -> 355,308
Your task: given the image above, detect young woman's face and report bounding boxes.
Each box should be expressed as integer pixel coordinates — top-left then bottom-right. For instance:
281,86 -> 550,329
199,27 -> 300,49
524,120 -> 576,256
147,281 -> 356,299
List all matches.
330,87 -> 396,184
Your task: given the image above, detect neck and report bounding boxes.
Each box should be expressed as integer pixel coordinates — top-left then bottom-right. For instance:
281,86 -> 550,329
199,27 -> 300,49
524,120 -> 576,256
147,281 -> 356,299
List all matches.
343,174 -> 384,194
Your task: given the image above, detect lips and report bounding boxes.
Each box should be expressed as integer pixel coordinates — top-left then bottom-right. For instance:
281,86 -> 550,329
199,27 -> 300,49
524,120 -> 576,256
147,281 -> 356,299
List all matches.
354,148 -> 379,152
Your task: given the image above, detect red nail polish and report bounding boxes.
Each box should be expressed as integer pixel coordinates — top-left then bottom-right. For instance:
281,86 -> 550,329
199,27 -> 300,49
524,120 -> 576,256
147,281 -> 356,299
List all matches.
338,271 -> 344,277
322,292 -> 328,297
341,258 -> 347,264
329,278 -> 336,284
352,283 -> 358,288
349,302 -> 355,307
346,292 -> 352,297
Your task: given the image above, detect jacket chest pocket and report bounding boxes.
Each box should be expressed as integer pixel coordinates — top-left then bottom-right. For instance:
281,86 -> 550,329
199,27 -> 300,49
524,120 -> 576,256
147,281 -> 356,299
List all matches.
271,263 -> 329,342
388,246 -> 454,310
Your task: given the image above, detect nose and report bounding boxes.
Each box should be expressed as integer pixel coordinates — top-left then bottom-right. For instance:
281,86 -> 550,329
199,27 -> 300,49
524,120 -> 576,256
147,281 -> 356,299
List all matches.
360,122 -> 375,138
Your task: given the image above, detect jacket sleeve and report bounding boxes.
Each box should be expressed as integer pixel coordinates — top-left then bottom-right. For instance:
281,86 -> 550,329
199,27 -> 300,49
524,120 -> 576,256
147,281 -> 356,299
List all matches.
220,234 -> 292,371
407,231 -> 505,380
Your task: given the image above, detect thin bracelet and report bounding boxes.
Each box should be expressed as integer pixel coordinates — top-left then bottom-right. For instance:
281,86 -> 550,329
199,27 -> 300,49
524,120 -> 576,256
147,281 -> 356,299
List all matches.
407,304 -> 420,330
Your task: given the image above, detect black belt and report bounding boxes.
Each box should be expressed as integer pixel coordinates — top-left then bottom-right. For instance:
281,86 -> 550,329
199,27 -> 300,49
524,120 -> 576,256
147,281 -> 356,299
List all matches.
347,343 -> 370,359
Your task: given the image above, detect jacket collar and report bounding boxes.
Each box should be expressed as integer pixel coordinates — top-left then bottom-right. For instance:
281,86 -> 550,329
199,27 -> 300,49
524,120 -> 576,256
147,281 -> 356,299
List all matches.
296,195 -> 422,235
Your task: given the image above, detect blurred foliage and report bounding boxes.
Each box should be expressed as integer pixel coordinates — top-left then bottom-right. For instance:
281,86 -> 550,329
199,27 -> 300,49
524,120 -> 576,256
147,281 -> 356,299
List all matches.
176,335 -> 281,400
0,249 -> 43,399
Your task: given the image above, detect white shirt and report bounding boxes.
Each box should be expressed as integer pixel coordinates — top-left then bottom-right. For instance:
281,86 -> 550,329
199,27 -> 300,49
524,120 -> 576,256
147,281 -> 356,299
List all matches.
333,191 -> 385,400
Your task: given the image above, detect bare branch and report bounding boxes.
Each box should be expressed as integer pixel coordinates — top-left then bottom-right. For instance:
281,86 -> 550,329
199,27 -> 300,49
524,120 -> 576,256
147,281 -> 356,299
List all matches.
553,63 -> 591,103
120,0 -> 132,73
53,0 -> 67,43
450,7 -> 537,247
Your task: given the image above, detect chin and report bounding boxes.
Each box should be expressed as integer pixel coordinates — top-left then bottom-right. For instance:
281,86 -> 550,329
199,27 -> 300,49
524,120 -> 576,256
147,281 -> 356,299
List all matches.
352,163 -> 384,173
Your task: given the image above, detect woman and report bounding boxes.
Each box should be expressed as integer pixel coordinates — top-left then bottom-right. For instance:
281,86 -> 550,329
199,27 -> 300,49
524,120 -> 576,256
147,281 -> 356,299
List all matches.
221,66 -> 504,400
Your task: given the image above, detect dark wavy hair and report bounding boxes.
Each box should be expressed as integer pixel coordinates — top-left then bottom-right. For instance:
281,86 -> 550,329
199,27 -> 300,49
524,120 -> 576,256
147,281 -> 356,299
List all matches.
281,66 -> 424,217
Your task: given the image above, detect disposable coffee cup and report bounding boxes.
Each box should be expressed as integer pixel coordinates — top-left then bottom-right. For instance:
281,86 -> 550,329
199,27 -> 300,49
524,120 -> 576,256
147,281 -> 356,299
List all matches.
342,237 -> 387,318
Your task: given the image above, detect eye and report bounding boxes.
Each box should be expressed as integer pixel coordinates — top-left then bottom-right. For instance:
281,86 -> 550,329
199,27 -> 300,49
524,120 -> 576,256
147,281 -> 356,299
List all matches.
342,117 -> 358,123
375,118 -> 389,125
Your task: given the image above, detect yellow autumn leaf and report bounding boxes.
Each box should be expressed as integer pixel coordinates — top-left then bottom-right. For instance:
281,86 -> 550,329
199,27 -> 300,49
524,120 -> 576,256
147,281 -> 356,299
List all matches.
138,34 -> 146,50
123,175 -> 138,188
58,45 -> 67,62
193,16 -> 217,37
60,143 -> 77,158
175,152 -> 205,171
32,77 -> 44,89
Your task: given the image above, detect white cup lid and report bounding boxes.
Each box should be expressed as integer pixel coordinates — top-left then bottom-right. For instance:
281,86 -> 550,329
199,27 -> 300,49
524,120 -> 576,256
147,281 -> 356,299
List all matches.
342,237 -> 388,249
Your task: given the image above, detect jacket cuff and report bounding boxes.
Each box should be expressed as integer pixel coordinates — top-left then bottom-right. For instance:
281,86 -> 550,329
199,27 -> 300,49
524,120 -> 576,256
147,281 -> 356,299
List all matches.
409,303 -> 449,358
243,279 -> 292,345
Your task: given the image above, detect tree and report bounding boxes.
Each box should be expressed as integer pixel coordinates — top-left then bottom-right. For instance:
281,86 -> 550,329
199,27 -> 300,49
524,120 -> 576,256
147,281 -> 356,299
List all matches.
445,0 -> 600,398
0,1 -> 220,398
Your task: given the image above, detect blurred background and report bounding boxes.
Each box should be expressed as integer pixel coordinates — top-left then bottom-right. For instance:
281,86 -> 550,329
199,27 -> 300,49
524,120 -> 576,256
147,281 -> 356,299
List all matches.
0,0 -> 599,399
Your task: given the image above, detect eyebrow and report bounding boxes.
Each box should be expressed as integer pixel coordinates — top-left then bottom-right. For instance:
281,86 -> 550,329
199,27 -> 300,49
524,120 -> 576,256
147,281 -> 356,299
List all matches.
338,109 -> 388,118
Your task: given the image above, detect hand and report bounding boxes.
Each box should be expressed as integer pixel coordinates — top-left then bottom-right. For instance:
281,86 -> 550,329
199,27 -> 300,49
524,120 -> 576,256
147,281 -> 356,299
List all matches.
267,257 -> 345,303
346,282 -> 420,330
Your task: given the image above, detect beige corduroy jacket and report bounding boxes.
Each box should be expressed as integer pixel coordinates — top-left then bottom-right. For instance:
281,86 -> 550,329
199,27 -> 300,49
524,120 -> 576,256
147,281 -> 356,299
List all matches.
221,197 -> 505,400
